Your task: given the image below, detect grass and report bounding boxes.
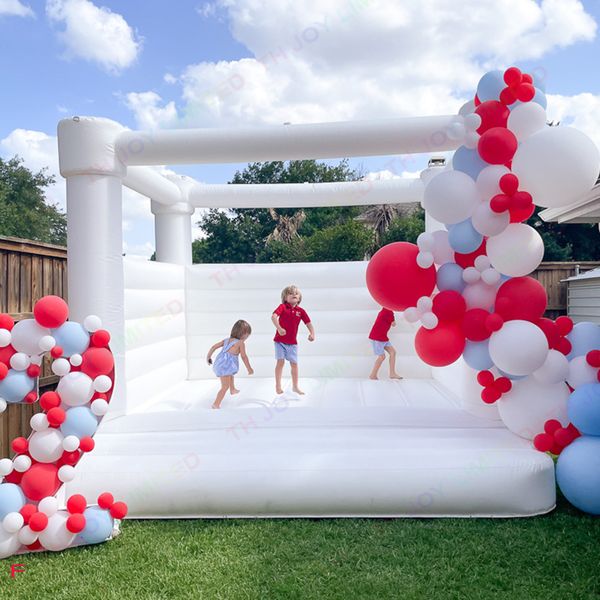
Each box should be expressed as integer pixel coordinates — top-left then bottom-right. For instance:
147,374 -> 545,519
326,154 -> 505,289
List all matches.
2,493 -> 599,600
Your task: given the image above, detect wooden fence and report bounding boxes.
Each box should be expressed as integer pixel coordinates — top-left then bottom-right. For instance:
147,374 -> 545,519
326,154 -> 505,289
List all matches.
0,235 -> 67,457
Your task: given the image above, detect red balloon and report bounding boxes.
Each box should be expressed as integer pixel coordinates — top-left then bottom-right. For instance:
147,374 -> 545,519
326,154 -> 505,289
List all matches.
522,73 -> 533,84
47,407 -> 66,427
554,427 -> 577,447
67,514 -> 86,533
110,501 -> 128,520
587,350 -> 600,368
555,316 -> 574,336
20,463 -> 60,502
544,419 -> 562,435
486,313 -> 504,332
478,127 -> 518,165
517,83 -> 535,102
474,94 -> 481,106
499,173 -> 519,196
91,330 -> 111,348
432,291 -> 466,322
503,66 -> 522,87
499,87 -> 518,106
0,314 -> 14,331
533,433 -> 554,452
455,239 -> 487,269
40,391 -> 61,411
0,344 -> 16,367
61,450 -> 81,466
556,337 -> 572,356
512,191 -> 532,210
509,203 -> 535,223
0,363 -> 7,380
494,277 -> 547,322
414,323 -> 465,367
475,101 -> 510,134
481,387 -> 501,404
67,494 -> 88,514
477,370 -> 495,387
19,504 -> 37,524
490,194 -> 510,213
366,242 -> 436,310
29,512 -> 49,532
463,309 -> 492,341
80,347 -> 114,379
537,318 -> 560,349
80,436 -> 95,452
494,377 -> 512,394
98,492 -> 114,509
11,437 -> 28,454
26,364 -> 41,378
33,295 -> 68,329
50,346 -> 63,359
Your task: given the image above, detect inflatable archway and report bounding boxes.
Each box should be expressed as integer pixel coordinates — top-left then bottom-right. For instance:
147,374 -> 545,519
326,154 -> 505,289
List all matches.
1,66 -> 600,559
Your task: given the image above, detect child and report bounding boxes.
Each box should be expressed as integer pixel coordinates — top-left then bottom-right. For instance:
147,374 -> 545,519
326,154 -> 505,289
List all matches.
272,285 -> 315,395
368,307 -> 402,380
207,320 -> 254,409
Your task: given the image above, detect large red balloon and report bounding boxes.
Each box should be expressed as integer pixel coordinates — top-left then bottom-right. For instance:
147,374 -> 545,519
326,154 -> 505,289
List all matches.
80,347 -> 114,379
475,101 -> 509,134
366,242 -> 436,310
477,127 -> 518,165
495,277 -> 547,322
33,295 -> 69,329
20,463 -> 60,502
415,322 -> 465,367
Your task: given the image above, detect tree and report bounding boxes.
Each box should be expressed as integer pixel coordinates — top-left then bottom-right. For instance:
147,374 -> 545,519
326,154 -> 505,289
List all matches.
378,208 -> 426,249
0,156 -> 66,245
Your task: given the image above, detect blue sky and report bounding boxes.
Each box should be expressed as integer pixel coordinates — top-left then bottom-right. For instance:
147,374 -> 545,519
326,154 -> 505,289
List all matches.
1,0 -> 599,256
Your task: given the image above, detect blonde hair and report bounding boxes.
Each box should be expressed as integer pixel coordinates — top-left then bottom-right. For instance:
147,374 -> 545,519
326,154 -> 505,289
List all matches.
281,285 -> 302,304
230,320 -> 252,339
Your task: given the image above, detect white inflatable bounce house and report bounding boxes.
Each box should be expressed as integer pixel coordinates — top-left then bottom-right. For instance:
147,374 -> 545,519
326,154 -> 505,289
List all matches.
1,67 -> 600,557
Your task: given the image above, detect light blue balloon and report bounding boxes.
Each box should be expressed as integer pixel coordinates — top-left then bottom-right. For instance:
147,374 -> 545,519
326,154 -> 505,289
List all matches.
567,321 -> 600,360
476,70 -> 505,102
568,383 -> 600,436
0,371 -> 35,403
0,483 -> 26,519
60,406 -> 99,438
532,72 -> 546,92
557,436 -> 600,514
436,262 -> 466,293
463,340 -> 494,371
78,507 -> 114,544
452,146 -> 487,180
448,219 -> 483,254
51,322 -> 90,357
497,368 -> 527,381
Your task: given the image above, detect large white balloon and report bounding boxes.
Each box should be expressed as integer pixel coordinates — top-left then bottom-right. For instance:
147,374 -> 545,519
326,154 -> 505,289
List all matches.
498,377 -> 570,439
471,201 -> 510,237
422,170 -> 479,225
567,356 -> 598,388
56,372 -> 94,406
476,165 -> 510,201
486,224 -> 544,277
512,126 -> 600,209
0,528 -> 21,559
489,320 -> 549,376
9,319 -> 50,356
507,103 -> 547,141
533,349 -> 570,384
38,512 -> 76,552
28,429 -> 64,463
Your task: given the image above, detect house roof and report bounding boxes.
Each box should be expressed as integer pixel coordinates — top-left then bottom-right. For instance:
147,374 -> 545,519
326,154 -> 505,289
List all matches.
540,180 -> 600,225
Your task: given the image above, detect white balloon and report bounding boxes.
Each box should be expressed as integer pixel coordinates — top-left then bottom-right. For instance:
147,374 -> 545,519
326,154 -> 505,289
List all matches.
62,435 -> 80,452
38,335 -> 56,352
83,315 -> 102,332
489,320 -> 549,376
28,429 -> 64,463
12,455 -> 31,473
476,165 -> 510,201
18,525 -> 38,546
533,349 -> 570,384
431,230 -> 455,265
91,398 -> 109,416
0,459 -> 13,476
463,281 -> 498,311
464,113 -> 481,131
447,121 -> 466,140
498,377 -> 570,439
417,296 -> 433,313
416,251 -> 434,269
417,232 -> 435,251
421,312 -> 439,330
458,100 -> 476,116
9,319 -> 50,356
38,512 -> 76,552
0,399 -> 6,414
0,528 -> 21,559
422,170 -> 479,225
481,268 -> 501,286
2,512 -> 23,534
0,329 -> 11,348
9,353 -> 30,371
57,372 -> 94,406
486,224 -> 544,277
30,413 -> 49,431
93,375 -> 112,393
403,307 -> 420,323
464,131 -> 479,149
512,126 -> 600,209
462,267 -> 481,284
474,255 -> 491,271
51,358 -> 71,377
567,356 -> 598,388
58,465 -> 75,483
38,497 -> 59,517
70,354 -> 83,367
472,202 -> 510,238
507,103 -> 547,141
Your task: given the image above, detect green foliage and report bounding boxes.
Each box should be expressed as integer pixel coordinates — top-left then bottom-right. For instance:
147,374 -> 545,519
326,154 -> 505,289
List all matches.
0,156 -> 66,245
303,220 -> 373,262
378,207 -> 426,248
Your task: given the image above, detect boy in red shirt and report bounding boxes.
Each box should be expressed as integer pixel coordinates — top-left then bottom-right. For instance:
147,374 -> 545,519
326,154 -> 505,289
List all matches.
368,307 -> 402,380
272,284 -> 315,395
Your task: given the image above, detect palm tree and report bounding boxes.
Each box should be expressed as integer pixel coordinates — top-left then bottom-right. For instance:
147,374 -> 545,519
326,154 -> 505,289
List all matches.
266,208 -> 306,243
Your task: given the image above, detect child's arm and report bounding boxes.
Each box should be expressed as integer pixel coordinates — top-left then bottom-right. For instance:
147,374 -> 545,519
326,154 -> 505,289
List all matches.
271,313 -> 286,336
306,321 -> 315,342
206,340 -> 224,365
239,341 -> 254,375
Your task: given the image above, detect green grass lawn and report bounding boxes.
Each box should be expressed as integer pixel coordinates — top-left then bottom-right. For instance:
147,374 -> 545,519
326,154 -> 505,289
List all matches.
2,493 -> 599,600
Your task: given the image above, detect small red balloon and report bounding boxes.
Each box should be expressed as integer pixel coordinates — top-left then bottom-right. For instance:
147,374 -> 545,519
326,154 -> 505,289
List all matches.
432,291 -> 466,323
0,345 -> 16,367
110,502 -> 128,520
522,74 -> 533,84
67,494 -> 88,514
485,313 -> 504,333
26,364 -> 41,378
24,392 -> 37,404
414,323 -> 465,367
67,514 -> 86,533
91,330 -> 111,348
477,370 -> 495,387
499,87 -> 517,105
47,407 -> 66,427
0,363 -> 8,380
50,346 -> 63,359
495,377 -> 512,394
490,194 -> 511,213
33,296 -> 69,329
40,391 -> 61,411
517,83 -> 535,102
509,203 -> 535,223
554,427 -> 577,447
463,309 -> 492,342
26,540 -> 42,551
503,67 -> 522,87
474,94 -> 481,106
537,318 -> 561,349
12,437 -> 28,454
80,347 -> 114,379
544,419 -> 562,435
0,314 -> 15,331
481,386 -> 501,404
98,492 -> 114,510
478,127 -> 518,165
29,512 -> 49,532
79,436 -> 95,452
499,173 -> 519,196
556,337 -> 572,356
533,433 -> 554,452
555,316 -> 574,336
366,243 -> 436,311
511,191 -> 533,210
61,450 -> 81,466
19,504 -> 37,524
587,350 -> 600,368
475,100 -> 510,134
455,239 -> 487,269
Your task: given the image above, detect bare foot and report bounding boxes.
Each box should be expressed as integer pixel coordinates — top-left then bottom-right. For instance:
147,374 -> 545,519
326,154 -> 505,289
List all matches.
369,375 -> 379,380
292,387 -> 305,395
230,388 -> 240,395
390,374 -> 403,380
276,387 -> 284,395
211,402 -> 221,409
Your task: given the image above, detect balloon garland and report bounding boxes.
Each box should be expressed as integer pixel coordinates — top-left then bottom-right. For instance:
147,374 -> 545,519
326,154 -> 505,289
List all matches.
0,296 -> 127,557
366,66 -> 600,514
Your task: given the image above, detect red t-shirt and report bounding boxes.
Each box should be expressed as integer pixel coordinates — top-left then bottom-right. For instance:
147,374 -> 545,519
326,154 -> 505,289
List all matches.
369,308 -> 395,342
273,302 -> 311,345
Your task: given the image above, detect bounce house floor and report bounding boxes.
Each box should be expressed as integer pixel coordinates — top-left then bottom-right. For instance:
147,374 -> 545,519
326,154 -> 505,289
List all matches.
64,378 -> 557,518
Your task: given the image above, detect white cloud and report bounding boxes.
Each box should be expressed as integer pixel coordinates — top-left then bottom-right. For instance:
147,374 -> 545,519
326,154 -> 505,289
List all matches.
124,91 -> 178,130
126,0 -> 596,130
547,93 -> 600,151
46,0 -> 142,74
0,0 -> 33,17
